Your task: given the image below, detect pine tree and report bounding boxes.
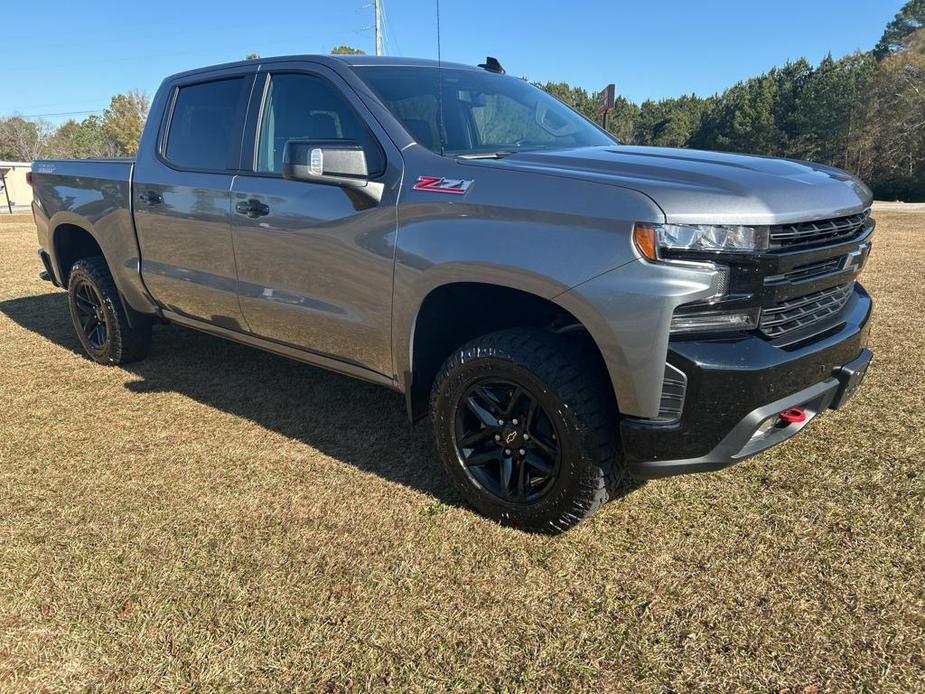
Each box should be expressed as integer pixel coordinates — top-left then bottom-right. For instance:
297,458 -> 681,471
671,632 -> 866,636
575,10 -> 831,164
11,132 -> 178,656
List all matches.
874,0 -> 925,59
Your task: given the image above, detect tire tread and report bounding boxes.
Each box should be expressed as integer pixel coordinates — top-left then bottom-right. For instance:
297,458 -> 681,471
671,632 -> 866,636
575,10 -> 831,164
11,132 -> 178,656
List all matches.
68,256 -> 151,365
430,328 -> 623,532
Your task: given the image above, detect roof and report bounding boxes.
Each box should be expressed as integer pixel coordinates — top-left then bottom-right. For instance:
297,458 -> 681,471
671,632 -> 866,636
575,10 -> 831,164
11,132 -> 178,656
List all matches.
330,55 -> 477,70
168,54 -> 479,80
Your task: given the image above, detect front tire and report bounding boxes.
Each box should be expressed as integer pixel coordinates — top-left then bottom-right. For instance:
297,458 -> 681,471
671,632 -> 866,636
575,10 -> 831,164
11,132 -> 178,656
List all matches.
430,328 -> 623,532
67,257 -> 151,365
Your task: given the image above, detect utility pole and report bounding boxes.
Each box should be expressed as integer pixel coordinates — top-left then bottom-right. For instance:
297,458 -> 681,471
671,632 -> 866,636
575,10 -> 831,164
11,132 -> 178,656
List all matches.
374,0 -> 383,56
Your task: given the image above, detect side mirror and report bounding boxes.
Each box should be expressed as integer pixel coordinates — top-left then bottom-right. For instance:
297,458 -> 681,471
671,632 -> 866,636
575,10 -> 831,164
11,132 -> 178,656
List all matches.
282,139 -> 369,188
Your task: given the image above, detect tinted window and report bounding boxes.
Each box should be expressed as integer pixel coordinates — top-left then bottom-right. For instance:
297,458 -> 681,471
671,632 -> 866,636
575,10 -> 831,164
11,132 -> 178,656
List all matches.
355,66 -> 615,156
257,73 -> 384,175
165,77 -> 249,170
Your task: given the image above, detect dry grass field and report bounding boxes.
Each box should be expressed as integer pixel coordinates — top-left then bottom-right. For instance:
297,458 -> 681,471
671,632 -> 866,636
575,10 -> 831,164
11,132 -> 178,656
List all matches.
0,212 -> 922,692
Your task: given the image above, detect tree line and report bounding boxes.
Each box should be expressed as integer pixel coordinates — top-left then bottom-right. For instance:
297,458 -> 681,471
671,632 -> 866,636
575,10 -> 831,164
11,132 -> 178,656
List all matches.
1,1 -> 922,200
539,0 -> 925,201
0,90 -> 149,162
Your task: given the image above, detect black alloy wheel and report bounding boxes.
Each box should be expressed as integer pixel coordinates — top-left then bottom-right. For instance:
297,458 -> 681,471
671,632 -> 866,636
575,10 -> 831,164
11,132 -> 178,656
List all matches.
71,278 -> 109,352
66,256 -> 152,365
454,379 -> 561,504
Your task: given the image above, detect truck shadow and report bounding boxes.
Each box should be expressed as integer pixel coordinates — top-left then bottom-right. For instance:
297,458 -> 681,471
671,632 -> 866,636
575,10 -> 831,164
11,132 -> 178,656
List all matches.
1,291 -> 643,514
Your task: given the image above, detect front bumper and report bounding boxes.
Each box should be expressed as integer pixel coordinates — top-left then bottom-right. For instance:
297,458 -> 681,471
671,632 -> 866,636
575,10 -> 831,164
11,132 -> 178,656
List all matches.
623,283 -> 872,479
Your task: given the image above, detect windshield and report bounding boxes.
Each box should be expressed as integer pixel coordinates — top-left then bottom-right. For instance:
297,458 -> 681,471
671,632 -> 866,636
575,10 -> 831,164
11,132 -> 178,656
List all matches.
354,66 -> 616,156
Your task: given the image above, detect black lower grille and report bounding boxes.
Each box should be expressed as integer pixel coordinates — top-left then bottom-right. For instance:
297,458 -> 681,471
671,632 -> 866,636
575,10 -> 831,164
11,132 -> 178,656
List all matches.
759,283 -> 853,339
770,211 -> 870,248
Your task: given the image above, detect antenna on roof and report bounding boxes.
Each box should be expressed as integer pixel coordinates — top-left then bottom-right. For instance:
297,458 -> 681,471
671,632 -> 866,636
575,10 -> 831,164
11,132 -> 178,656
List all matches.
436,0 -> 446,156
478,57 -> 505,74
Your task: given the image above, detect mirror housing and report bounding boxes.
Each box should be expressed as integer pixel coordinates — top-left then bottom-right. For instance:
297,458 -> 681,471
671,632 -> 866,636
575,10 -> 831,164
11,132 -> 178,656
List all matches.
282,139 -> 369,188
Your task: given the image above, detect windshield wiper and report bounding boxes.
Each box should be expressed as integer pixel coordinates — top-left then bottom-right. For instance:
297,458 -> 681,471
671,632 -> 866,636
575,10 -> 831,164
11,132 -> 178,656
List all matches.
456,151 -> 517,160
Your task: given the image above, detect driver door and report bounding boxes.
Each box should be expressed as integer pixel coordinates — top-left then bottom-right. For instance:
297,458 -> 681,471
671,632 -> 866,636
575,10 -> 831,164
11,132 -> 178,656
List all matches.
230,66 -> 402,378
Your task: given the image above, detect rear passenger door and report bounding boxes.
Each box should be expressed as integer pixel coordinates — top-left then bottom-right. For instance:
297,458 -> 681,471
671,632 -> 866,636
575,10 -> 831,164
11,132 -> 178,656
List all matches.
133,68 -> 255,330
230,65 -> 402,378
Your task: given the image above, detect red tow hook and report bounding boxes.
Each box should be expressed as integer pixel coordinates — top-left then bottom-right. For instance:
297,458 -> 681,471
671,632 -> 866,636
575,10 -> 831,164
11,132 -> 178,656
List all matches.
778,407 -> 806,424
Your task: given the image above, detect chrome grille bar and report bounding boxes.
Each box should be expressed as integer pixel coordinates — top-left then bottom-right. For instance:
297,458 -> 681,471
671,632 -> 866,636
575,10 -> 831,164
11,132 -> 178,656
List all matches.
759,283 -> 853,339
770,210 -> 870,248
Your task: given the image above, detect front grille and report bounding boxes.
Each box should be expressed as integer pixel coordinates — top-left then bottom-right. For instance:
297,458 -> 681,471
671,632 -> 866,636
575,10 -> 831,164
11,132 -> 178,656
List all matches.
759,282 -> 853,339
765,256 -> 845,285
770,210 -> 869,248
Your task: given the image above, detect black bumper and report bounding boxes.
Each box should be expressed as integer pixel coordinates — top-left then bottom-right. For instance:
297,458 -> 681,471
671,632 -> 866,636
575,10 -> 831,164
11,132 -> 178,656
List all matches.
623,284 -> 873,479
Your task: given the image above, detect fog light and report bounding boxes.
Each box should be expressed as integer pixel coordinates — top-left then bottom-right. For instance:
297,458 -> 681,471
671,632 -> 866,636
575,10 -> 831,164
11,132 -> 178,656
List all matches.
670,308 -> 760,334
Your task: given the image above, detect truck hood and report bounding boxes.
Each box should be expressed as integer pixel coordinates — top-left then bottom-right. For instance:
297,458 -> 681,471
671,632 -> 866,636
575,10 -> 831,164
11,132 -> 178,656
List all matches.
470,145 -> 873,225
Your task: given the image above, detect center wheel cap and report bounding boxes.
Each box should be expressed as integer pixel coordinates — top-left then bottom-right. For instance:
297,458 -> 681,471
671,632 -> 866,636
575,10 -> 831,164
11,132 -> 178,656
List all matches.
501,427 -> 522,448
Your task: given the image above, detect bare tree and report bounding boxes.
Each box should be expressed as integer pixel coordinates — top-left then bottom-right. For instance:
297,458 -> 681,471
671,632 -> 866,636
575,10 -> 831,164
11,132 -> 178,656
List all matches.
0,116 -> 53,161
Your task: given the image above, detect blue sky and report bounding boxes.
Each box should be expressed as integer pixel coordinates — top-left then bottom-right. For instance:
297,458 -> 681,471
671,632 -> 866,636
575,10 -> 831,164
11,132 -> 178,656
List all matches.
4,0 -> 904,124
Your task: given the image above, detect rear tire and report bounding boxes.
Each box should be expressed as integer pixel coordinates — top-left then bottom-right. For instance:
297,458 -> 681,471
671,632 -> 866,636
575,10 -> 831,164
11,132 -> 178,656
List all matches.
67,256 -> 151,365
430,328 -> 623,532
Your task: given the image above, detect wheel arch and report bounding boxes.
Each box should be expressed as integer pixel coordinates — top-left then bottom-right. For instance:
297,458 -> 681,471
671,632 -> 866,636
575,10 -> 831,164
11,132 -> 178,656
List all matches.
398,280 -> 616,422
51,220 -> 151,328
51,222 -> 105,288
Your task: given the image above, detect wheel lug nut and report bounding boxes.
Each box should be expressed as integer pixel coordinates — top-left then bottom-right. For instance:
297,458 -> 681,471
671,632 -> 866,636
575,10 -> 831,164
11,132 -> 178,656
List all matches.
523,433 -> 530,440
519,449 -> 525,455
512,419 -> 519,425
494,434 -> 501,441
504,449 -> 511,456
498,419 -> 504,426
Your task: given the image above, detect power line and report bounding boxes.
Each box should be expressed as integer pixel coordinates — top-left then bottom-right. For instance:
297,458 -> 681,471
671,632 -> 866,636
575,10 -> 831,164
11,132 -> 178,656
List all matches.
3,30 -> 338,75
381,0 -> 402,55
19,109 -> 105,119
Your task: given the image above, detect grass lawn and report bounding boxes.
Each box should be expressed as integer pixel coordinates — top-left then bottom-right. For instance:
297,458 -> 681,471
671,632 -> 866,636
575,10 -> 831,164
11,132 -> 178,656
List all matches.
0,212 -> 922,691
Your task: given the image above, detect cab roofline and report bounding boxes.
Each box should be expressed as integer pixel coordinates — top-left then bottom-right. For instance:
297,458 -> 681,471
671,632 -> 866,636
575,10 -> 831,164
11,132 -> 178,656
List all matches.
165,54 -> 479,81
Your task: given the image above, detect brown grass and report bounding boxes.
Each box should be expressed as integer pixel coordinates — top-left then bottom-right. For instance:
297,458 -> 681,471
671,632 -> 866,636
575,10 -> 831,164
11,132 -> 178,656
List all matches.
0,212 -> 922,692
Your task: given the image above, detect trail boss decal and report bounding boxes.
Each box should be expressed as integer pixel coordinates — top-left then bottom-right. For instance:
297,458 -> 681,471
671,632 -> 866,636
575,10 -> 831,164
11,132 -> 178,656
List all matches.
412,176 -> 473,195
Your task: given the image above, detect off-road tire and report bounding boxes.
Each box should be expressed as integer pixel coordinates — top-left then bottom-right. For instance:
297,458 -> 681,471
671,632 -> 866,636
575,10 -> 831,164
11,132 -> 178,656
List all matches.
67,256 -> 151,365
430,328 -> 624,532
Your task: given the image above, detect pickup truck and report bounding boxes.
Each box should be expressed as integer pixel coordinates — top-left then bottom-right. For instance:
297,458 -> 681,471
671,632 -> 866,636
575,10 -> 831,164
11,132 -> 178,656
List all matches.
30,55 -> 874,532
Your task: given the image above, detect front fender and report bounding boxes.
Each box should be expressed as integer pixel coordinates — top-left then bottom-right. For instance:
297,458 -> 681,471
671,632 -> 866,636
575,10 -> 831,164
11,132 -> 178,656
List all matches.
554,259 -> 721,418
390,160 -> 666,391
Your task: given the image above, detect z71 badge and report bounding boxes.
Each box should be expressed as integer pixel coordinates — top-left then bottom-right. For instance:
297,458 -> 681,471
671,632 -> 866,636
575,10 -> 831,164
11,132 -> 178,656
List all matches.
412,176 -> 473,195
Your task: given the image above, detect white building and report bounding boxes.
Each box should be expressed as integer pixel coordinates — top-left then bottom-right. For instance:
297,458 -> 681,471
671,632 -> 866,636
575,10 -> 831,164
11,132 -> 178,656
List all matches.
0,161 -> 32,212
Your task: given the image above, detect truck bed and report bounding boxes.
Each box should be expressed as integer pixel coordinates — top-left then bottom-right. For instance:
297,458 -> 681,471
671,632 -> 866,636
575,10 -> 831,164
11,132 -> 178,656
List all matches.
31,158 -> 150,313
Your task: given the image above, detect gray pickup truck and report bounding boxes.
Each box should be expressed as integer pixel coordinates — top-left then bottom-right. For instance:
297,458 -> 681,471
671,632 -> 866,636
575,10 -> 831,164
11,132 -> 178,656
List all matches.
30,55 -> 874,531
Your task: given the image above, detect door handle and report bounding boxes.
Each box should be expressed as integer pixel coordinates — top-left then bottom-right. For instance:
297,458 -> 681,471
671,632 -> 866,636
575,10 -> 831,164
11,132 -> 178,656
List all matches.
138,191 -> 162,205
235,199 -> 270,218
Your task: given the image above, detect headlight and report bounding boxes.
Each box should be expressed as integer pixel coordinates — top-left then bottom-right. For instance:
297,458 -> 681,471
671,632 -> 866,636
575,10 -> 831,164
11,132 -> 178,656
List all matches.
634,223 -> 769,260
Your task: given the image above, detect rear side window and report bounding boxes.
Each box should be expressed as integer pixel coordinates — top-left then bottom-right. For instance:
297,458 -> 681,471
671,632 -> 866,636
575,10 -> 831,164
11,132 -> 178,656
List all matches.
165,77 -> 250,171
256,73 -> 384,176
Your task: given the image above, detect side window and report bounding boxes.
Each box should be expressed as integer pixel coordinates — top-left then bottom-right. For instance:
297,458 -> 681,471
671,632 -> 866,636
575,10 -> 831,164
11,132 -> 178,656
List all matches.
165,77 -> 250,171
256,73 -> 384,176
